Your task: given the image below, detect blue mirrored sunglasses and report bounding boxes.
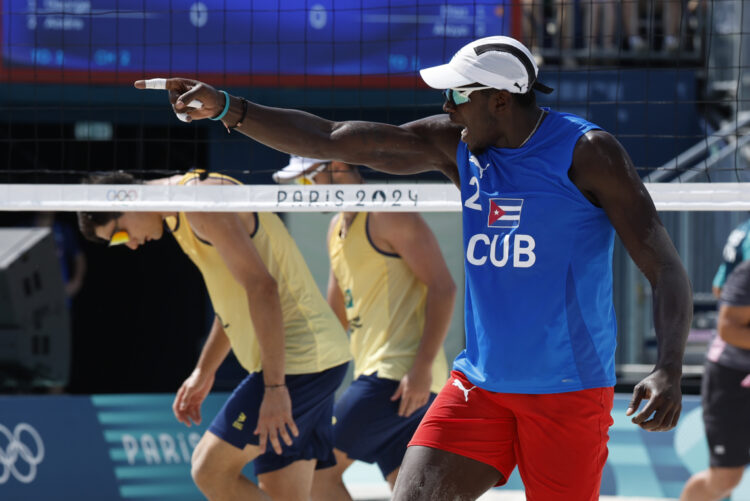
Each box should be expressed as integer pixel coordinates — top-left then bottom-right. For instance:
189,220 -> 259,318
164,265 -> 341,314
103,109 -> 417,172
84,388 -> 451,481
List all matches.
442,86 -> 493,106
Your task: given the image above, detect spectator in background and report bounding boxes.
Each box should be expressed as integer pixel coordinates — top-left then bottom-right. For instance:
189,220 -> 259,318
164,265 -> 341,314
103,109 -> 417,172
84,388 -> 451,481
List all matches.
661,0 -> 684,52
524,0 -> 685,61
521,0 -> 577,66
587,0 -> 618,52
584,0 -> 646,53
642,0 -> 685,52
524,0 -> 649,65
624,1 -> 648,52
35,212 -> 87,304
521,0 -> 544,63
680,260 -> 750,501
555,0 -> 577,66
712,217 -> 750,298
34,212 -> 86,394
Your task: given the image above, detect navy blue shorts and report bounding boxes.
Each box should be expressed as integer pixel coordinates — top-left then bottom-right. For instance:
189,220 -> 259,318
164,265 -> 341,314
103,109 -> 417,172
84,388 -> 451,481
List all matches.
209,362 -> 348,475
702,361 -> 750,468
333,373 -> 436,477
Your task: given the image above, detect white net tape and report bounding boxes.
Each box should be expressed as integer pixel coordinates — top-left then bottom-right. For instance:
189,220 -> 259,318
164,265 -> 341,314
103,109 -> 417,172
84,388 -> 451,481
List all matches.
1,183 -> 749,212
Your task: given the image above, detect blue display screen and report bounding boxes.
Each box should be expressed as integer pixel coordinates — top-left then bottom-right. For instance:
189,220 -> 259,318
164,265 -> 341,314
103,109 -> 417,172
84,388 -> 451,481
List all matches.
1,0 -> 509,86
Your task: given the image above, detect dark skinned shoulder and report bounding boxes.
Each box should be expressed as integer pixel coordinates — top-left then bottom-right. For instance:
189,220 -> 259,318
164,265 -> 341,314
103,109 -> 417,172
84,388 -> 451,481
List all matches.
568,129 -> 647,209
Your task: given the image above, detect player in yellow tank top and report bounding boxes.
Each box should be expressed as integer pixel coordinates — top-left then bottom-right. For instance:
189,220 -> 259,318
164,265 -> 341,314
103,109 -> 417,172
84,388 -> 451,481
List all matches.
78,171 -> 350,501
274,158 -> 455,499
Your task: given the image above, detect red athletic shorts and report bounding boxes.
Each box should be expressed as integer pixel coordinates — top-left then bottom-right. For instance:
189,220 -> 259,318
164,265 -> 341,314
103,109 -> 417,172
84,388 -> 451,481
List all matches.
409,370 -> 614,501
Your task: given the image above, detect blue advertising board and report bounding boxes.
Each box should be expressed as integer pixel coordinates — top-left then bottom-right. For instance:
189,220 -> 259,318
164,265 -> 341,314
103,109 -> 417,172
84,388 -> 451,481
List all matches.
0,394 -> 237,500
1,0 -> 509,86
0,396 -> 120,499
1,393 -> 749,500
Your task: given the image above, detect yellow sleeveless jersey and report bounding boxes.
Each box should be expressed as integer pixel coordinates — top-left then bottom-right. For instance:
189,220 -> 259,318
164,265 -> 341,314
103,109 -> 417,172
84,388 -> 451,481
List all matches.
328,212 -> 447,393
166,172 -> 351,375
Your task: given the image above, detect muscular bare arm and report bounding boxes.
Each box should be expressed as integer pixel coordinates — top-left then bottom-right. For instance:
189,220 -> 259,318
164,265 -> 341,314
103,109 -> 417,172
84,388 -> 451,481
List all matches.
134,78 -> 463,186
569,130 -> 692,432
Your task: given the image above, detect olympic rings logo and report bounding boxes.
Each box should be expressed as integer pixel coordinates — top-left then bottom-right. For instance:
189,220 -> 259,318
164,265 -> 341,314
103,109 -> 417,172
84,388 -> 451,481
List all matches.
106,189 -> 138,201
0,423 -> 45,484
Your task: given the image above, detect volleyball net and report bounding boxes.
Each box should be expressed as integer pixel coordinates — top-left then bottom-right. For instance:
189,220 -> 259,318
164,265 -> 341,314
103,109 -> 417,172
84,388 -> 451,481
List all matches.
0,0 -> 747,207
1,181 -> 750,213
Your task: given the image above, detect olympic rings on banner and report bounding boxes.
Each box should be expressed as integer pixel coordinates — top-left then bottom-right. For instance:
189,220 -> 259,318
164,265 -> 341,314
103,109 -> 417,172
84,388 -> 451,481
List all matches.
0,423 -> 45,484
106,189 -> 138,201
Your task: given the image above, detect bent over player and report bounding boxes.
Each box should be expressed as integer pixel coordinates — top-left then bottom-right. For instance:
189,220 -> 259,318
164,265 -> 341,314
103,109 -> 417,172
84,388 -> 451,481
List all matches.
136,34 -> 692,501
78,171 -> 351,501
274,158 -> 454,499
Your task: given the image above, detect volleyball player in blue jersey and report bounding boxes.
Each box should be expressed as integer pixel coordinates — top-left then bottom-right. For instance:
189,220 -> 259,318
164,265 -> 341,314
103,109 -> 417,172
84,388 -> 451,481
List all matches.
137,34 -> 692,501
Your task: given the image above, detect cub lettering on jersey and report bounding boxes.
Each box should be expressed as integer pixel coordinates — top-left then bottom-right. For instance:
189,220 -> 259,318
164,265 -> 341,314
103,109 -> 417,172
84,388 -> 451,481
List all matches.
466,233 -> 536,268
462,181 -> 536,268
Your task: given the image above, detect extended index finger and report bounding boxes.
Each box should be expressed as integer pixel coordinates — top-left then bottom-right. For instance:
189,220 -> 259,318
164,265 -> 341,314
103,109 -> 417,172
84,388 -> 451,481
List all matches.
134,78 -> 198,108
134,78 -> 167,90
134,77 -> 194,91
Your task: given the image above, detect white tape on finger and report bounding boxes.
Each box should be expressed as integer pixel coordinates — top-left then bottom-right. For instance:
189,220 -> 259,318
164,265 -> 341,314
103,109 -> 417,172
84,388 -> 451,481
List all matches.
175,99 -> 204,122
143,78 -> 167,90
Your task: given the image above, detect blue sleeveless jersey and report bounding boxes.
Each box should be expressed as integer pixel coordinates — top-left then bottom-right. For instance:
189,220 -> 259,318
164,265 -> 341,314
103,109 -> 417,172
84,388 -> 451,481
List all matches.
453,109 -> 617,394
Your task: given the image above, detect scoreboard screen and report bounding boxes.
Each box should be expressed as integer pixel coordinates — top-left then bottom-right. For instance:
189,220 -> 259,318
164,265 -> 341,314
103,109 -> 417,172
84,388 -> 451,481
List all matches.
1,0 -> 509,87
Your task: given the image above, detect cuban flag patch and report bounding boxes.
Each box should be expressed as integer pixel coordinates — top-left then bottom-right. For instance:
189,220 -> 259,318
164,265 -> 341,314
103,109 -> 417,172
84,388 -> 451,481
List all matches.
487,198 -> 524,228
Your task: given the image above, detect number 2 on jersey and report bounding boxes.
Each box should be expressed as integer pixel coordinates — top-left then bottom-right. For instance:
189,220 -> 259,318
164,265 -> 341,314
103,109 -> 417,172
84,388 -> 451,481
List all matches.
464,176 -> 482,211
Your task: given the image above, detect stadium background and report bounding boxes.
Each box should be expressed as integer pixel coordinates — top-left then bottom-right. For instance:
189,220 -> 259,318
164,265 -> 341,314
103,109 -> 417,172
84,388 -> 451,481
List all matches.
0,0 -> 748,499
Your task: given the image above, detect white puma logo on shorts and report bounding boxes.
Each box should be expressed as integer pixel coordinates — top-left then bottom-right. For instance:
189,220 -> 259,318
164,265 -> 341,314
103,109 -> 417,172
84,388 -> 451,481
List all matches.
452,378 -> 477,402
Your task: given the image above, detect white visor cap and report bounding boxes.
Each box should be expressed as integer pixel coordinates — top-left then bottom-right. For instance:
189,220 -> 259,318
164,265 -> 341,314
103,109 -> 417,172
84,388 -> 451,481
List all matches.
273,155 -> 328,184
419,36 -> 553,94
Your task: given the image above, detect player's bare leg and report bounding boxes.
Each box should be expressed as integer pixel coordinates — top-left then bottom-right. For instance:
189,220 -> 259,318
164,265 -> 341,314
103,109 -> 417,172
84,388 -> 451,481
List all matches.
680,466 -> 746,501
258,458 -> 317,501
392,446 -> 503,501
311,448 -> 355,501
191,431 -> 269,501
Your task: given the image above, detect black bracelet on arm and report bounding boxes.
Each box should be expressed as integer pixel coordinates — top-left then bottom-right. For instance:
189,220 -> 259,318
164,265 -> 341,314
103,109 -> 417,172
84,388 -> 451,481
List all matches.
224,97 -> 248,132
264,383 -> 286,389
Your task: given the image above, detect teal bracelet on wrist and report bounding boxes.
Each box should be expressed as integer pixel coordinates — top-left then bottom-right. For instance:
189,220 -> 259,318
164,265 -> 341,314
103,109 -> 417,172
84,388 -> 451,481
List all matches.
210,90 -> 231,121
